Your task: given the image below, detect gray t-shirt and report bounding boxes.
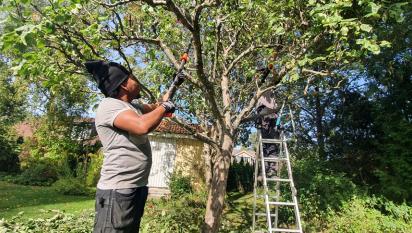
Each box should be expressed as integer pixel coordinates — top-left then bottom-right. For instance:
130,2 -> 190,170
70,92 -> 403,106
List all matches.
95,97 -> 152,189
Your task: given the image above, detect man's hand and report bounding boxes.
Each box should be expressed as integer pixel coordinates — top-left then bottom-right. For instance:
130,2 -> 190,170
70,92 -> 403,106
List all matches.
161,72 -> 185,101
174,71 -> 185,86
161,101 -> 175,114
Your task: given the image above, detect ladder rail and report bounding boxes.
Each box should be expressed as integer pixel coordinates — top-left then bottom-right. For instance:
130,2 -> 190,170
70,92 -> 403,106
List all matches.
258,131 -> 273,232
252,138 -> 260,232
283,136 -> 303,232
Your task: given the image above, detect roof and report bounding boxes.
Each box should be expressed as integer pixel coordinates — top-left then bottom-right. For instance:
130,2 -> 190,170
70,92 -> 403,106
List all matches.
154,120 -> 202,135
232,148 -> 255,158
14,119 -> 201,139
13,122 -> 35,138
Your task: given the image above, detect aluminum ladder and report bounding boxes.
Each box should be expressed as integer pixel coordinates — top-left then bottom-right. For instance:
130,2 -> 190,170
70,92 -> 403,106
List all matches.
252,129 -> 302,233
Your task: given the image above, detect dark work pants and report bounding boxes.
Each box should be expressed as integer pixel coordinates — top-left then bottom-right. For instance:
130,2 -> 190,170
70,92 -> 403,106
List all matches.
93,186 -> 148,233
256,107 -> 279,174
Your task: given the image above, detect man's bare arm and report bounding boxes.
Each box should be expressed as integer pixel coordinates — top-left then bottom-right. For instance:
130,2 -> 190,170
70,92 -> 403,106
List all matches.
141,103 -> 159,113
141,94 -> 169,113
113,106 -> 166,135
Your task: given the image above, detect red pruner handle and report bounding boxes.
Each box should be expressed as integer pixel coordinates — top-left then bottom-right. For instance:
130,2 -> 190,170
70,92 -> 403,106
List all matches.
180,53 -> 189,63
164,113 -> 173,118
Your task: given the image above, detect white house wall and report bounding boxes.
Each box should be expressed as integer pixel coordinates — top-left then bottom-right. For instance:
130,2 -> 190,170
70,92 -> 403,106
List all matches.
148,136 -> 176,188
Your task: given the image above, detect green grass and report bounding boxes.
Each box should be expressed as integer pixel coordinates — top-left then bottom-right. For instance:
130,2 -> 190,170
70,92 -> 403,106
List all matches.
220,192 -> 255,232
0,181 -> 94,220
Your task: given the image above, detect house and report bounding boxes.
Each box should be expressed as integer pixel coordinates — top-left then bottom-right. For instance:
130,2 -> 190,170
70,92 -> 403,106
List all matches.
232,148 -> 255,165
147,120 -> 205,196
14,119 -> 206,197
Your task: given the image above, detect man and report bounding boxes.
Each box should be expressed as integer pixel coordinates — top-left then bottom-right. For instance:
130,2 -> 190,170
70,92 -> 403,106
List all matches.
256,90 -> 279,177
84,60 -> 175,233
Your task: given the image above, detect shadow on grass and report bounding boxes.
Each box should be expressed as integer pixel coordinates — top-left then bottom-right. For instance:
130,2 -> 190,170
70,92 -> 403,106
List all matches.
220,192 -> 255,233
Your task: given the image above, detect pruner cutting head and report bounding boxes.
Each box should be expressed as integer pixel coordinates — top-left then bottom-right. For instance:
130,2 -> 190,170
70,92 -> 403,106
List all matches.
256,63 -> 274,84
180,53 -> 189,63
256,63 -> 274,72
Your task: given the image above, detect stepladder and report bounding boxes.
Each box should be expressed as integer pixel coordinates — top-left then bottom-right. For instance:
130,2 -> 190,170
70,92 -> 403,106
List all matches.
252,128 -> 303,233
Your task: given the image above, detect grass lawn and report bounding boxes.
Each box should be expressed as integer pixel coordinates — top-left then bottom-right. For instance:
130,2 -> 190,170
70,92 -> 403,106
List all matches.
0,181 -> 94,220
0,180 -> 264,231
221,192 -> 255,232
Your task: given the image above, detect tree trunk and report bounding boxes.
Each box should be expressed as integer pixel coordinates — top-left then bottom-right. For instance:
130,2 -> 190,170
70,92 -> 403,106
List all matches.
202,134 -> 233,233
315,86 -> 326,159
203,144 -> 213,188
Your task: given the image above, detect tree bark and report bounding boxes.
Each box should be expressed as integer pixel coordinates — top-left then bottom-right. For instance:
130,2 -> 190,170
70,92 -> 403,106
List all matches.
203,143 -> 213,189
202,134 -> 233,233
315,86 -> 326,159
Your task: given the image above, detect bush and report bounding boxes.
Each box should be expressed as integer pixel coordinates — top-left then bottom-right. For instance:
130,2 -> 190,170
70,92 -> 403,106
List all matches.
326,196 -> 412,233
0,210 -> 94,233
0,152 -> 20,173
141,192 -> 206,232
0,125 -> 20,173
52,177 -> 92,196
13,159 -> 58,186
168,171 -> 193,198
85,152 -> 103,187
227,159 -> 254,193
293,158 -> 359,231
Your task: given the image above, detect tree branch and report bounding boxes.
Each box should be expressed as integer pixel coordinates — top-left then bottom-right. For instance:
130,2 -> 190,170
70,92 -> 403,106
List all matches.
211,18 -> 222,81
169,117 -> 217,147
302,68 -> 330,77
223,44 -> 280,77
98,0 -> 166,8
163,0 -> 194,31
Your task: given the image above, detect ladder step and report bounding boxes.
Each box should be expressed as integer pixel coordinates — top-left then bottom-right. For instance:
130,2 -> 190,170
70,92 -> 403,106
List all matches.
263,157 -> 287,162
270,228 -> 302,233
257,194 -> 278,199
268,201 -> 296,206
261,139 -> 285,144
255,212 -> 276,217
267,178 -> 291,182
257,194 -> 296,199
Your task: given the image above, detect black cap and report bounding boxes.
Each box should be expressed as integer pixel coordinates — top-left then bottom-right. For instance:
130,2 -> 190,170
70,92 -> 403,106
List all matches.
84,60 -> 130,97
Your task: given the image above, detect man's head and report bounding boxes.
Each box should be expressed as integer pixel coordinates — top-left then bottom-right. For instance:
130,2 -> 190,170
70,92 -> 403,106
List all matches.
84,60 -> 141,99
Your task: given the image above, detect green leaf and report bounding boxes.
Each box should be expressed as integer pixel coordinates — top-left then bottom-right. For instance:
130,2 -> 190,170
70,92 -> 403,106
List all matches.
15,25 -> 37,46
290,73 -> 299,82
341,26 -> 349,36
380,40 -> 391,48
11,60 -> 26,76
365,2 -> 381,17
274,26 -> 285,35
360,24 -> 372,33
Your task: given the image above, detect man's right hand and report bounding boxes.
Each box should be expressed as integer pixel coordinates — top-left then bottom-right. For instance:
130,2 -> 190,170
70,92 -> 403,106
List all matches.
161,101 -> 175,114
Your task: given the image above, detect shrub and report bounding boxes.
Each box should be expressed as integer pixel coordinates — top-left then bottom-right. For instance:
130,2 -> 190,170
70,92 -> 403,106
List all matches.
52,177 -> 92,196
0,210 -> 94,232
0,152 -> 20,173
326,196 -> 412,233
293,158 -> 359,231
141,192 -> 206,232
13,159 -> 58,186
168,171 -> 193,198
0,125 -> 20,173
227,159 -> 254,193
85,152 -> 103,187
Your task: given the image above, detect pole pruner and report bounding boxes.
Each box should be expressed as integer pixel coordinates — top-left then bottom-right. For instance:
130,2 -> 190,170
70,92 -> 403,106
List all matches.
164,38 -> 192,117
